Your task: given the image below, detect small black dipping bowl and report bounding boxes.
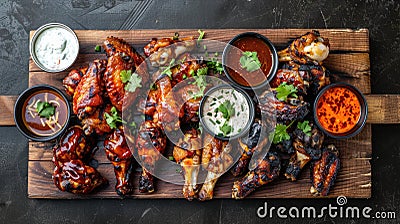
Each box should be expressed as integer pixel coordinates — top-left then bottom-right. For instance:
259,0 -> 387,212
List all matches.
313,83 -> 368,139
222,32 -> 279,90
14,85 -> 71,142
199,84 -> 255,141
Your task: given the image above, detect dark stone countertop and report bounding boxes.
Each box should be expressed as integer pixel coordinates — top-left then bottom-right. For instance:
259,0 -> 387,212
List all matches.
0,0 -> 399,223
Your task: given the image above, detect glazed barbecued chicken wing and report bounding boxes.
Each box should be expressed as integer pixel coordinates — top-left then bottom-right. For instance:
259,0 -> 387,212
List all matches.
80,104 -> 113,136
143,36 -> 195,67
73,59 -> 107,119
232,152 -> 281,199
231,119 -> 268,176
63,66 -> 88,97
103,37 -> 149,111
136,120 -> 167,193
52,126 -> 108,194
269,69 -> 310,95
310,145 -> 340,196
278,30 -> 330,65
285,122 -> 324,181
53,159 -> 108,194
173,128 -> 202,200
198,134 -> 233,201
104,127 -> 135,196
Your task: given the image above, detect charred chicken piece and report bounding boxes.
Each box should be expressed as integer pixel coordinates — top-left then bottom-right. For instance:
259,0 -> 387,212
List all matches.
52,126 -> 94,168
63,66 -> 88,97
143,36 -> 195,67
285,122 -> 324,181
80,104 -> 113,136
232,152 -> 281,199
53,159 -> 108,194
104,127 -> 135,196
198,134 -> 233,201
136,120 -> 167,193
73,59 -> 107,119
103,37 -> 149,111
173,128 -> 202,201
310,145 -> 340,196
269,69 -> 309,95
231,119 -> 268,176
278,30 -> 330,65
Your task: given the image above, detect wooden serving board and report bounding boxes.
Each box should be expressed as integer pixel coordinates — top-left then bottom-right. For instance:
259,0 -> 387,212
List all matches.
2,29 -> 400,199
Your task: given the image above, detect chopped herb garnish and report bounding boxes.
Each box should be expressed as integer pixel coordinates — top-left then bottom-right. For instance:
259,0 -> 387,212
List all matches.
217,96 -> 223,99
272,121 -> 294,144
216,100 -> 236,121
94,45 -> 101,52
173,32 -> 179,40
210,102 -> 216,107
214,52 -> 219,57
220,122 -> 233,136
203,45 -> 207,50
104,106 -> 122,129
276,82 -> 298,101
161,58 -> 176,79
216,120 -> 221,124
237,128 -> 242,133
297,120 -> 312,136
209,119 -> 216,125
197,29 -> 205,45
168,156 -> 174,161
125,72 -> 142,92
207,112 -> 212,116
196,67 -> 209,76
241,104 -> 244,111
239,51 -> 261,72
182,74 -> 187,79
189,70 -> 195,76
206,58 -> 224,74
36,101 -> 55,119
120,70 -> 132,83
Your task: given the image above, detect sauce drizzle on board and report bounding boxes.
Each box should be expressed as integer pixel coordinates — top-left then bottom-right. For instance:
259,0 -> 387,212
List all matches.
316,86 -> 361,134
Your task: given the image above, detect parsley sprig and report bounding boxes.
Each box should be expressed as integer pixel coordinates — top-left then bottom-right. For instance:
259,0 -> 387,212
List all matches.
297,120 -> 312,136
120,70 -> 142,92
239,51 -> 261,72
272,121 -> 294,144
104,106 -> 123,129
217,100 -> 236,121
276,82 -> 298,101
36,101 -> 55,119
190,67 -> 209,99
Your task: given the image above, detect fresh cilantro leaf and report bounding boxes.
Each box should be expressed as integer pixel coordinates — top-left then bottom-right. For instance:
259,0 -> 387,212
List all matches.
276,82 -> 298,101
196,67 -> 208,76
272,121 -> 294,144
120,70 -> 132,84
168,156 -> 174,161
297,120 -> 312,136
197,29 -> 205,45
220,122 -> 233,136
161,58 -> 175,79
206,58 -> 224,74
217,101 -> 236,121
36,101 -> 55,119
239,51 -> 261,72
94,45 -> 101,52
104,106 -> 123,129
125,72 -> 142,92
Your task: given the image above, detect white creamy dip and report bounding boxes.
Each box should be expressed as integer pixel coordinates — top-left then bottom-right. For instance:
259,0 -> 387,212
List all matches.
34,27 -> 78,71
202,86 -> 250,137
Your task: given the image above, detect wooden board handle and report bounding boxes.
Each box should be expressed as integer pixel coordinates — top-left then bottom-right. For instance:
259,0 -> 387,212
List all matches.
0,94 -> 399,126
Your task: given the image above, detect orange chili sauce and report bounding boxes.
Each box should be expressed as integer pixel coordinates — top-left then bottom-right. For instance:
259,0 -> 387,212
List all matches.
316,86 -> 361,134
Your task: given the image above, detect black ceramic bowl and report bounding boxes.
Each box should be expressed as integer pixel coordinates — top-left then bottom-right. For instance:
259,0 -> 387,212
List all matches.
199,84 -> 255,140
14,85 -> 71,142
222,32 -> 278,90
313,83 -> 368,139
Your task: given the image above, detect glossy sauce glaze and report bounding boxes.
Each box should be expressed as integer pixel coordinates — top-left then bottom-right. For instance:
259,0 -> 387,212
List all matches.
316,86 -> 361,134
226,36 -> 273,87
23,90 -> 68,136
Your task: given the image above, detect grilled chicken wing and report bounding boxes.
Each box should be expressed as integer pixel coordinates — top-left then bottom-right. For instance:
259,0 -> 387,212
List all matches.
231,119 -> 268,176
73,59 -> 107,119
104,127 -> 135,196
103,37 -> 149,111
173,128 -> 202,201
198,134 -> 233,201
285,122 -> 324,181
269,69 -> 310,95
278,30 -> 330,65
63,66 -> 88,97
143,36 -> 195,67
80,104 -> 113,135
53,159 -> 108,194
136,120 -> 167,193
232,152 -> 281,199
310,145 -> 340,196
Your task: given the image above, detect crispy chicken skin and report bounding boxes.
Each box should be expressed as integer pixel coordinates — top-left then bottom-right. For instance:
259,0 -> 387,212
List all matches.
52,126 -> 94,168
63,66 -> 88,97
53,159 -> 108,194
232,152 -> 281,199
270,69 -> 310,95
278,30 -> 330,65
104,127 -> 135,196
198,134 -> 233,201
136,120 -> 167,193
80,104 -> 113,136
231,119 -> 268,176
285,122 -> 324,181
310,145 -> 340,196
173,128 -> 202,201
73,59 -> 107,119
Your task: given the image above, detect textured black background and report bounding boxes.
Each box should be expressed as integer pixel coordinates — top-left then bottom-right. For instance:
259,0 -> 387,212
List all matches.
0,0 -> 399,223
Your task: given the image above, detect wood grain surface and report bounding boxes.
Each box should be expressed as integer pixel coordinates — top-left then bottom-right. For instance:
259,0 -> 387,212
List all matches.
3,29 -> 382,199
